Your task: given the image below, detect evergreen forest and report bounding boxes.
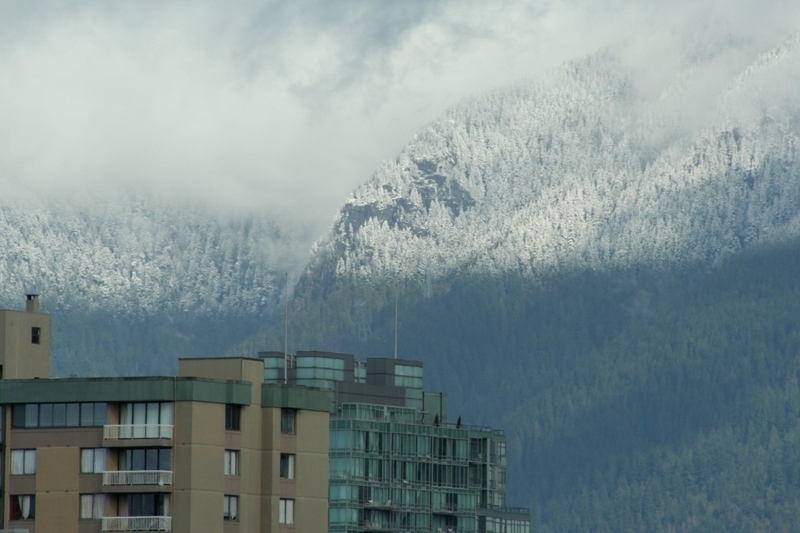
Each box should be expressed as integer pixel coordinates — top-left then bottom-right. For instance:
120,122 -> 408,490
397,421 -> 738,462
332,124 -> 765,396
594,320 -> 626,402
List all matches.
235,239 -> 800,532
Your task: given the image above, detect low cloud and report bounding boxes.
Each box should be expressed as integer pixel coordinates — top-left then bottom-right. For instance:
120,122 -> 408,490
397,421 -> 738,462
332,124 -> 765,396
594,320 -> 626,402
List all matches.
0,0 -> 798,242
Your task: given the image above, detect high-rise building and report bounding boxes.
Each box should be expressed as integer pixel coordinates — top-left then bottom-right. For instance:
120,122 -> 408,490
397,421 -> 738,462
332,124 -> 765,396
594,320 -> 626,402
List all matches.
0,296 -> 331,533
0,296 -> 529,533
261,351 -> 531,533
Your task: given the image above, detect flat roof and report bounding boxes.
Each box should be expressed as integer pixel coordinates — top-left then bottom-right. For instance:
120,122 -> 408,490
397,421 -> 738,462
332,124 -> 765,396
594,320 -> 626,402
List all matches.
0,376 -> 252,405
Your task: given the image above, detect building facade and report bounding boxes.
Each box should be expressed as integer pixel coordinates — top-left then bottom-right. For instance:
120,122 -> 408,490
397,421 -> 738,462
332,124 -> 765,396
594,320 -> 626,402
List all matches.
0,296 -> 528,533
0,297 -> 330,533
261,351 -> 531,533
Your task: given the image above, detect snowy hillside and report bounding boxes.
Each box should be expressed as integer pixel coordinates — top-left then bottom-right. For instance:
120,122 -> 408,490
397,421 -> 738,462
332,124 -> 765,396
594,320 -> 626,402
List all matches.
309,33 -> 800,285
0,194 -> 296,317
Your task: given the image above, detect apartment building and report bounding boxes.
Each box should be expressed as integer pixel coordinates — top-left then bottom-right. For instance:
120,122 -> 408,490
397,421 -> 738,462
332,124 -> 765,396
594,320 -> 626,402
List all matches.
0,296 -> 331,533
261,351 -> 531,533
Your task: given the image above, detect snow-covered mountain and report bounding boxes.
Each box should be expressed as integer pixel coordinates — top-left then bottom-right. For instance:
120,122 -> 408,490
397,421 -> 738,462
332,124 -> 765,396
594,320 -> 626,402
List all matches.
308,33 -> 800,286
0,193 -> 313,375
0,194 -> 296,317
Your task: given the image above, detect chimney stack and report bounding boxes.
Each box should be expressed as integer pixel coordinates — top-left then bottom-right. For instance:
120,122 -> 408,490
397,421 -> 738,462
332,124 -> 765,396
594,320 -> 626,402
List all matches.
26,294 -> 39,313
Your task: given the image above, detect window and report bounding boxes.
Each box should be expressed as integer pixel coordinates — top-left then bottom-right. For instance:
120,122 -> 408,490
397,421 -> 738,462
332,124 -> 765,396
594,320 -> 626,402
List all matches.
31,327 -> 41,344
223,495 -> 238,521
81,448 -> 107,473
279,498 -> 294,525
224,450 -> 239,476
119,449 -> 171,471
11,449 -> 36,475
120,402 -> 173,438
225,404 -> 241,431
12,402 -> 106,428
127,494 -> 170,517
9,495 -> 35,520
281,408 -> 296,434
80,494 -> 105,519
280,453 -> 295,479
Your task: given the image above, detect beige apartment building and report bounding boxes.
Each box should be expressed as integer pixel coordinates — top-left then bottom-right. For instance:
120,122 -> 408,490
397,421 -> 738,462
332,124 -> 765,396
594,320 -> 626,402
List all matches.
0,296 -> 330,533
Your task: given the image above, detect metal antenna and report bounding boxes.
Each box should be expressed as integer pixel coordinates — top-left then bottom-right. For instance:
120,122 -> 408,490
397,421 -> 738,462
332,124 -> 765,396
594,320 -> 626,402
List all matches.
394,281 -> 399,359
284,272 -> 289,384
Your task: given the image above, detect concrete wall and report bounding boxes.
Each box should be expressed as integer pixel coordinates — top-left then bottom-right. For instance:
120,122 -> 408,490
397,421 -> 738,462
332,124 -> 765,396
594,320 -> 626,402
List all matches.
176,358 -> 267,533
260,406 -> 329,533
0,308 -> 50,379
35,447 -> 79,533
173,401 -> 225,533
295,409 -> 329,533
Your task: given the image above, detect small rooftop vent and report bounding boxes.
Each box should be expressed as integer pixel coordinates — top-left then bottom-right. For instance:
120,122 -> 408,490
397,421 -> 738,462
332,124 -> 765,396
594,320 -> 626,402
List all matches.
25,294 -> 40,313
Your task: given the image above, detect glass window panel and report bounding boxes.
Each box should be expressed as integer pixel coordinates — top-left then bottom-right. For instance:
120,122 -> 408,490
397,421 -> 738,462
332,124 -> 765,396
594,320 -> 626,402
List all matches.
11,450 -> 24,474
25,404 -> 38,427
53,403 -> 66,426
131,449 -> 145,471
23,450 -> 36,474
12,404 -> 26,428
81,449 -> 94,473
39,404 -> 53,427
280,499 -> 294,525
159,449 -> 171,471
133,403 -> 147,425
280,454 -> 295,479
160,403 -> 172,425
66,403 -> 80,426
93,494 -> 105,518
146,449 -> 158,471
80,494 -> 93,519
94,403 -> 106,426
94,449 -> 106,472
147,403 -> 160,425
224,495 -> 238,521
81,403 -> 94,426
281,409 -> 295,434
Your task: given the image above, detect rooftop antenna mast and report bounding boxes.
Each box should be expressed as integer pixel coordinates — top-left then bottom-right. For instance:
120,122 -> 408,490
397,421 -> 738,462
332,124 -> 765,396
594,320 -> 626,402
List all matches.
394,281 -> 398,360
284,272 -> 289,384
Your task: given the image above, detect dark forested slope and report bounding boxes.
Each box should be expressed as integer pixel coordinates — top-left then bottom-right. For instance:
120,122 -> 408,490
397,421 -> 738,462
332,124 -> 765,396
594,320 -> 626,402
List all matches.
236,240 -> 800,531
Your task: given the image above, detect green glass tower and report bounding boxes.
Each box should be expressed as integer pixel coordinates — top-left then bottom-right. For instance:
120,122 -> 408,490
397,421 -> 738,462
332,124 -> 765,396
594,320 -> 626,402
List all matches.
262,351 -> 530,533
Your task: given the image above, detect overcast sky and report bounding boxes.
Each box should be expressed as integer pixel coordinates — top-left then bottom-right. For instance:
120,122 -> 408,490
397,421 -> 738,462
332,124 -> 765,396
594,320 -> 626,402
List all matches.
1,0 -> 798,238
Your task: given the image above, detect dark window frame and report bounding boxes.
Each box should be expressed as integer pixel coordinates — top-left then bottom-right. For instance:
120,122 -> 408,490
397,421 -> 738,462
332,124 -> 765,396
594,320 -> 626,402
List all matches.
224,495 -> 239,521
9,494 -> 35,520
281,408 -> 296,435
225,404 -> 241,431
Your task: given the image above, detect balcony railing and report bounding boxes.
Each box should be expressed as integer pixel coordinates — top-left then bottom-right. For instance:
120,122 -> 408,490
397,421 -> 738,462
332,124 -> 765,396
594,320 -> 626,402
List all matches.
103,470 -> 173,486
477,503 -> 530,514
104,424 -> 173,440
433,503 -> 460,514
102,516 -> 171,532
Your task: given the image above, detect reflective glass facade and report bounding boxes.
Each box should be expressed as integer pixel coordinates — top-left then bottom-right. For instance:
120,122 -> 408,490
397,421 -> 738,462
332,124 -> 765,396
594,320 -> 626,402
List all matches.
296,356 -> 345,389
259,351 -> 531,533
330,404 -> 476,532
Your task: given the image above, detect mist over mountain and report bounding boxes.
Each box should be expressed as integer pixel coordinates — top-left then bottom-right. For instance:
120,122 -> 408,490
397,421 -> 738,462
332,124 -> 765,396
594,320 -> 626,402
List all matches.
305,33 -> 800,289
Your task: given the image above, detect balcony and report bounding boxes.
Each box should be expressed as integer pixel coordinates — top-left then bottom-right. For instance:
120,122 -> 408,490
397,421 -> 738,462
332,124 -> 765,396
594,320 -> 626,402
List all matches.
103,470 -> 173,491
361,522 -> 394,532
104,424 -> 173,441
363,499 -> 393,510
432,503 -> 460,514
102,516 -> 171,532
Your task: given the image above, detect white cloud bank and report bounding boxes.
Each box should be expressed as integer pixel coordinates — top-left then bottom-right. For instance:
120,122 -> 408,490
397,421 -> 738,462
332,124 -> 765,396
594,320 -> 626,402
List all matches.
0,0 -> 798,238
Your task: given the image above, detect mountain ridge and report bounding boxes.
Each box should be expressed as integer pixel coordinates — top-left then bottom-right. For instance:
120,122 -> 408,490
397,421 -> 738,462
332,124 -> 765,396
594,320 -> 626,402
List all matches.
303,33 -> 800,293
